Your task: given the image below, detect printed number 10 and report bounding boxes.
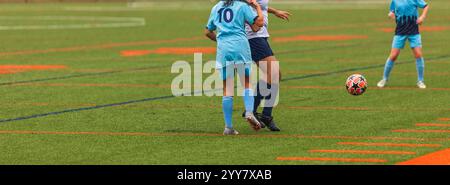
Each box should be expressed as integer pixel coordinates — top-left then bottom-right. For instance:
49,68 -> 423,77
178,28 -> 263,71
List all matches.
218,8 -> 234,23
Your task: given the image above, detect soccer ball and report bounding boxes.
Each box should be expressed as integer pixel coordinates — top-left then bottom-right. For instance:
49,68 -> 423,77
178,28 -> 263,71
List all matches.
346,74 -> 367,96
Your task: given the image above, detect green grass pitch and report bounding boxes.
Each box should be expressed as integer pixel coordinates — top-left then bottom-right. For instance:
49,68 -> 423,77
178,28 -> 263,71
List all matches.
0,0 -> 449,165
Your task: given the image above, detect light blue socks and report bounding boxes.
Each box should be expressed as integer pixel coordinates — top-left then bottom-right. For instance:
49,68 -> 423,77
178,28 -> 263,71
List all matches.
383,59 -> 395,80
222,96 -> 233,128
222,89 -> 254,128
243,89 -> 254,114
416,57 -> 425,82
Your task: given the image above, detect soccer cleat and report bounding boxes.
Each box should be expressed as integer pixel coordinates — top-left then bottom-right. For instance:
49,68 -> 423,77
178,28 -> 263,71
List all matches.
242,111 -> 266,128
377,79 -> 387,88
417,81 -> 427,89
245,112 -> 262,131
223,128 -> 239,135
258,114 -> 281,132
254,113 -> 266,128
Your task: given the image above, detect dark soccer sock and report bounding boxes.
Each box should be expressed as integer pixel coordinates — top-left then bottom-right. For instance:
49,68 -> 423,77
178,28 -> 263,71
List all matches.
262,83 -> 274,117
253,81 -> 263,114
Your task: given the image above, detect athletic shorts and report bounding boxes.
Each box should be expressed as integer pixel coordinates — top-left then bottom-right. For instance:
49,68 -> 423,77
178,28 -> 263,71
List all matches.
216,39 -> 253,69
248,37 -> 274,62
219,63 -> 252,81
392,34 -> 422,49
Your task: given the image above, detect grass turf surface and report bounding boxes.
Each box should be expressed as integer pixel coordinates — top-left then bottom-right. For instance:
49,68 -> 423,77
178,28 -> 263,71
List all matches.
0,0 -> 449,164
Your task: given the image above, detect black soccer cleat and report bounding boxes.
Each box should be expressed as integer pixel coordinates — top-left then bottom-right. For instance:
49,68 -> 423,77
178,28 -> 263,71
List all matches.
258,114 -> 280,132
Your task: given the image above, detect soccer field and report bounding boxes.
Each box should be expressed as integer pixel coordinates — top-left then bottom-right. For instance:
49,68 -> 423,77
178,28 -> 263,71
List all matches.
0,0 -> 449,165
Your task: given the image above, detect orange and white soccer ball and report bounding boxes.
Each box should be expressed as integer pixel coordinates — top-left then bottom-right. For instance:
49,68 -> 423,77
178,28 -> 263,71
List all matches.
346,74 -> 368,96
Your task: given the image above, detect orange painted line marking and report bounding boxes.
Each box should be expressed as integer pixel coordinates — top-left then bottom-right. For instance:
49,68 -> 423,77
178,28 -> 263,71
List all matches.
397,148 -> 450,165
121,47 -> 216,57
309,149 -> 416,155
438,118 -> 450,121
0,130 -> 448,142
273,35 -> 368,43
393,129 -> 450,133
276,157 -> 387,163
416,123 -> 450,127
338,142 -> 442,148
0,37 -> 203,57
0,65 -> 67,74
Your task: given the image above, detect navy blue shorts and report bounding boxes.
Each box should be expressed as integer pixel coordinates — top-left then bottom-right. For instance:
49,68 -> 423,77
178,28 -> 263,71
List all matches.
248,37 -> 274,62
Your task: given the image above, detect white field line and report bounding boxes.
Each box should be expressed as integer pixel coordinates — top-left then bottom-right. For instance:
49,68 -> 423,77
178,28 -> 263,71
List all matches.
0,16 -> 145,31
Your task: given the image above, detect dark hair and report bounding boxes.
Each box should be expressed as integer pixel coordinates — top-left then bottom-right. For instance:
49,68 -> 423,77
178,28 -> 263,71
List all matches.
223,0 -> 248,7
223,0 -> 234,7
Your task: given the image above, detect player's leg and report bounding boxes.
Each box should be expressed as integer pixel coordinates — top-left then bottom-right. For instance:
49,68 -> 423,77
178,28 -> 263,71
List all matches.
247,37 -> 280,131
378,35 -> 404,88
256,56 -> 281,131
237,63 -> 262,131
410,34 -> 426,89
221,65 -> 239,135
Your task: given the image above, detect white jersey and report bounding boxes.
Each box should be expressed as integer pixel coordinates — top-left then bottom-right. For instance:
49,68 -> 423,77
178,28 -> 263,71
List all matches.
245,0 -> 270,39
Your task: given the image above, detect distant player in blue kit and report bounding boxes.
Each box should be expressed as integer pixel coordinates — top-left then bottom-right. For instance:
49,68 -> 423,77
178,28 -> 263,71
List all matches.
205,0 -> 264,135
243,0 -> 291,132
377,0 -> 430,89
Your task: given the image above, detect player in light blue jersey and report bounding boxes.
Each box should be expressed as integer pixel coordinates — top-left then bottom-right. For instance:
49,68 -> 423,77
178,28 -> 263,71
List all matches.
377,0 -> 430,89
205,0 -> 264,135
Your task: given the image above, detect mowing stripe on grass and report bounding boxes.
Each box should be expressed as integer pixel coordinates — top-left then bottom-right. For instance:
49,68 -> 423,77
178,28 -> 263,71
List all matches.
0,130 -> 448,142
276,157 -> 387,163
392,129 -> 450,133
0,44 -> 353,85
1,55 -> 449,123
337,142 -> 442,148
282,55 -> 450,82
273,35 -> 368,43
13,83 -> 173,88
0,95 -> 174,123
0,37 -> 203,57
284,86 -> 450,91
0,64 -> 167,86
397,148 -> 450,165
309,149 -> 416,155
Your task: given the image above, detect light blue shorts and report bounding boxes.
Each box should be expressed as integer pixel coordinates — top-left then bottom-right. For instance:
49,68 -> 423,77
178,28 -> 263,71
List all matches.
392,34 -> 422,49
219,63 -> 252,81
216,39 -> 253,69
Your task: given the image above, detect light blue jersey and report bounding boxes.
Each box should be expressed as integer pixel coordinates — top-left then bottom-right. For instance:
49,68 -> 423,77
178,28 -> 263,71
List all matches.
390,0 -> 428,35
206,1 -> 258,69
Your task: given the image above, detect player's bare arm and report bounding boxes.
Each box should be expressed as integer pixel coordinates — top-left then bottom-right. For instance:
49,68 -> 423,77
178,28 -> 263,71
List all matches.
417,5 -> 429,25
388,11 -> 396,20
268,7 -> 291,21
204,29 -> 217,42
248,0 -> 264,32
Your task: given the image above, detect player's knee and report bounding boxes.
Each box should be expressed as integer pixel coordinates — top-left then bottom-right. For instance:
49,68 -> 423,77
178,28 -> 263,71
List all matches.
414,52 -> 423,59
389,54 -> 398,61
